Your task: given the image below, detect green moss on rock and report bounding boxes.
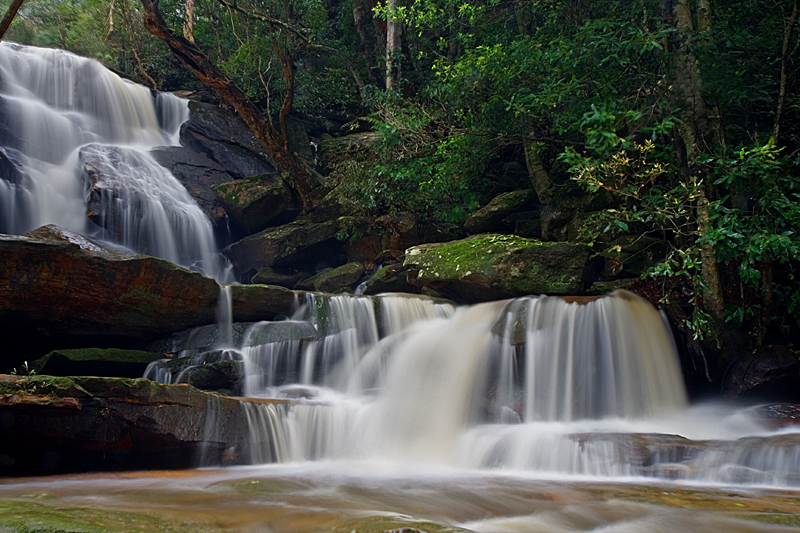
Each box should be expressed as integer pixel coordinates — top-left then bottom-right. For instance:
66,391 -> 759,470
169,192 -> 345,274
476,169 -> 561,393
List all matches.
0,500 -> 221,533
297,262 -> 366,293
404,234 -> 602,303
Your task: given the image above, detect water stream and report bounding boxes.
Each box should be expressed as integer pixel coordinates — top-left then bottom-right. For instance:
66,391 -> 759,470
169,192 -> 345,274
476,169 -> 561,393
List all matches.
148,290 -> 800,489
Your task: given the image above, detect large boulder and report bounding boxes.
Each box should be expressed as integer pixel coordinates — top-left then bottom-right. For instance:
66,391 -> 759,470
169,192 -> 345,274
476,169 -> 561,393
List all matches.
296,262 -> 366,293
362,262 -> 417,295
464,189 -> 538,235
725,345 -> 800,402
0,375 -> 268,475
403,234 -> 603,304
0,234 -> 220,355
222,218 -> 344,279
180,101 -> 276,180
227,284 -> 308,322
212,173 -> 297,234
0,234 -> 320,358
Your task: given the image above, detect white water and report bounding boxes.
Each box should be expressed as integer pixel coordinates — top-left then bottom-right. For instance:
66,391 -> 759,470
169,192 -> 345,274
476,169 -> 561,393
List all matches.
0,43 -> 232,281
148,290 -> 800,488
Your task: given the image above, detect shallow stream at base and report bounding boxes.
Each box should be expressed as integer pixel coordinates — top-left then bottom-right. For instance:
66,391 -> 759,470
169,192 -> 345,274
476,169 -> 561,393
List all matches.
1,464 -> 799,532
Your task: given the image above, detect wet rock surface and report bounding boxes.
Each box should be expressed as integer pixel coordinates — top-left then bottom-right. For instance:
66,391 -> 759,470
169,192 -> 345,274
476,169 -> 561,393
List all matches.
24,224 -> 133,254
149,145 -> 238,231
0,147 -> 27,187
0,375 -> 269,475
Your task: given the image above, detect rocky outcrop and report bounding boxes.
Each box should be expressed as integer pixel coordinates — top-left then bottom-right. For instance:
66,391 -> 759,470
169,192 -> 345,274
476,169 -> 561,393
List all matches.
180,101 -> 276,180
0,375 -> 272,475
250,266 -> 310,287
24,224 -> 133,254
403,234 -> 603,303
297,262 -> 366,293
29,348 -> 166,379
725,345 -> 800,402
223,218 -> 344,279
0,234 -> 220,350
464,189 -> 537,235
149,145 -> 239,230
147,322 -> 255,354
228,283 -> 308,322
212,174 -> 297,234
144,351 -> 244,395
363,262 -> 417,295
0,235 -> 313,358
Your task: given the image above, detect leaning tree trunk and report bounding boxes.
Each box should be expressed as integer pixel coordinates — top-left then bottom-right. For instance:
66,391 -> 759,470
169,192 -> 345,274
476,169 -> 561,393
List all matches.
139,0 -> 319,213
0,0 -> 25,41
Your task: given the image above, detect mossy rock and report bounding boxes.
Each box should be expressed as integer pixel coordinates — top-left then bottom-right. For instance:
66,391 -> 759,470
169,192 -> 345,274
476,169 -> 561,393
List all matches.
296,262 -> 366,293
404,234 -> 603,304
363,263 -> 417,295
212,173 -> 297,234
0,500 -> 222,533
464,189 -> 538,235
29,348 -> 166,379
222,219 -> 343,278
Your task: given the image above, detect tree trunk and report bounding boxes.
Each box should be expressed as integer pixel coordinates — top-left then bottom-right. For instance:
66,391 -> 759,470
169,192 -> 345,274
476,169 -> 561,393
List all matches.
671,0 -> 726,327
385,0 -> 397,91
773,0 -> 799,147
0,0 -> 25,41
139,0 -> 320,213
183,0 -> 195,43
352,0 -> 381,87
523,139 -> 554,203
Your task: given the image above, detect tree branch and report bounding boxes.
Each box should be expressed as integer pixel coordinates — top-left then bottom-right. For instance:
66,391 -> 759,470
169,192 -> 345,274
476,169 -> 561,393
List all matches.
0,0 -> 25,41
138,0 -> 319,212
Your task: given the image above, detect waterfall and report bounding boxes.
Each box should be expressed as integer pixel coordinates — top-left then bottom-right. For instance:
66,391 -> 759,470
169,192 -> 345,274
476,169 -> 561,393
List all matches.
0,43 -> 232,281
146,290 -> 800,486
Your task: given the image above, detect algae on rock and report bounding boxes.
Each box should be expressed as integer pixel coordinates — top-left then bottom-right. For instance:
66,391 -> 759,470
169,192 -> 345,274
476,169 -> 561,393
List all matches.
403,234 -> 603,303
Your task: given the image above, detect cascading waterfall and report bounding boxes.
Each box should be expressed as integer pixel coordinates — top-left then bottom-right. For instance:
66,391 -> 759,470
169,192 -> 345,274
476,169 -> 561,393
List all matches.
0,43 -> 232,281
147,289 -> 800,487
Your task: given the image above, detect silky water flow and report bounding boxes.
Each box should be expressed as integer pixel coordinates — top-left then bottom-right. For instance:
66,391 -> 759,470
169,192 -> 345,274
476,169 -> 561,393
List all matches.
0,42 -> 232,281
147,289 -> 800,488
